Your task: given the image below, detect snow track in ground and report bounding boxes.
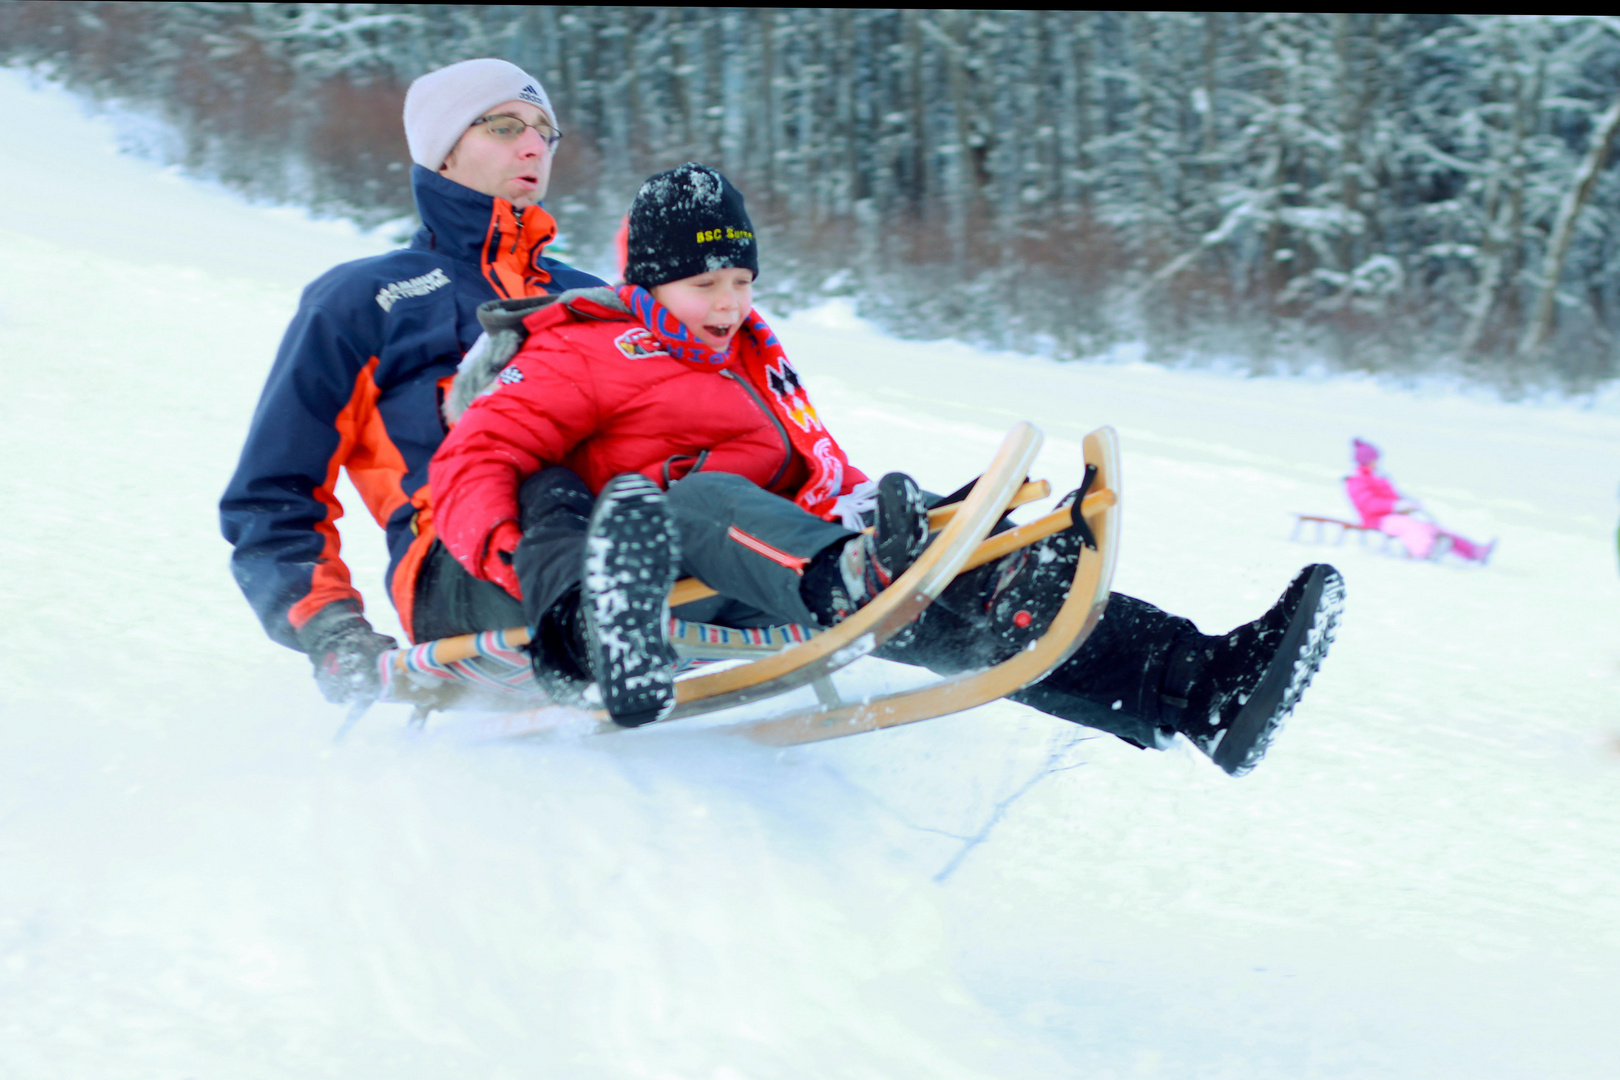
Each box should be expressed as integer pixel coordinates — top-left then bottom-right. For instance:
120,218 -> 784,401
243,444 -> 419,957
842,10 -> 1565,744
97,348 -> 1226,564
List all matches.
3,68 -> 1619,1078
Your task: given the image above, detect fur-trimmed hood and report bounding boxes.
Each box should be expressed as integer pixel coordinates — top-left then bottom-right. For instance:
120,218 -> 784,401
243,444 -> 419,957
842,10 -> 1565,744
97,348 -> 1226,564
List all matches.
443,287 -> 632,426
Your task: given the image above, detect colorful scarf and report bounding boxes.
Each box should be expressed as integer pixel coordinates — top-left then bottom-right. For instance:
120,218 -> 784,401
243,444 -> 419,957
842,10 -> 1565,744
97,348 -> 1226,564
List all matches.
615,284 -> 864,518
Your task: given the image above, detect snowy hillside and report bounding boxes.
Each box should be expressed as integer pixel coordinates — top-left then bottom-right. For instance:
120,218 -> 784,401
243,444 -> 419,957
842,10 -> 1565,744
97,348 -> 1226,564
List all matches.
3,68 -> 1619,1079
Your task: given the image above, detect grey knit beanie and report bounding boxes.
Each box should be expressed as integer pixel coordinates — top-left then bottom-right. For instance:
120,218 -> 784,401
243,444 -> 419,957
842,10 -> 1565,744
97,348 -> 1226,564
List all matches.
403,58 -> 555,170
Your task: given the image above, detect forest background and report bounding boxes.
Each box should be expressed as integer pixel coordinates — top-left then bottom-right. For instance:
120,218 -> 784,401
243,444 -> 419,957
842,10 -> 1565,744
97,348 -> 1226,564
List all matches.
4,4 -> 1619,392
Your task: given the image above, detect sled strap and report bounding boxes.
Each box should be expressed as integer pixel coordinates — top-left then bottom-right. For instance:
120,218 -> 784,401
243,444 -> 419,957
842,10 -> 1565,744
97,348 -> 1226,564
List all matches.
1068,465 -> 1100,550
918,476 -> 1112,576
927,479 -> 1049,530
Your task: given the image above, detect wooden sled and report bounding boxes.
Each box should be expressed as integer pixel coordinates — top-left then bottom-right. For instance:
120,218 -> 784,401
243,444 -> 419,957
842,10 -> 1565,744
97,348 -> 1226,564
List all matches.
368,423 -> 1120,746
1289,513 -> 1425,559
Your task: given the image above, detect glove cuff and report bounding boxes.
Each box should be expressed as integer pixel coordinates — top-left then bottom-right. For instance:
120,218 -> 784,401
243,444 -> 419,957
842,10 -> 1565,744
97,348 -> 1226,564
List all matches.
480,520 -> 524,579
294,599 -> 370,655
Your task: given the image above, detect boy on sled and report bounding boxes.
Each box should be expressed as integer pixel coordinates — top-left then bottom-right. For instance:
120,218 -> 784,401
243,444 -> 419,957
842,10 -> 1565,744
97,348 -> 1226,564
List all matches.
427,162 -> 1345,776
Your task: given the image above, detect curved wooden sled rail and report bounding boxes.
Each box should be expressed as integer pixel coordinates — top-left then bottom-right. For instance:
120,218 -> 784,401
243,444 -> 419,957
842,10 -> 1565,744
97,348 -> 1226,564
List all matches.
665,421 -> 1043,716
735,425 -> 1121,746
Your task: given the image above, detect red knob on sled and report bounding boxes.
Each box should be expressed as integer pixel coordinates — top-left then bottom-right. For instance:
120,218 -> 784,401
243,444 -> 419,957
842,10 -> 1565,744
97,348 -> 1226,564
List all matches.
1013,610 -> 1033,628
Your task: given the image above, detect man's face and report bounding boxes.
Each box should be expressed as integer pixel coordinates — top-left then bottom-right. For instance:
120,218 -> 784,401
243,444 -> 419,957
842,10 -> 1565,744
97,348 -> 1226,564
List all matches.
651,267 -> 756,352
438,100 -> 555,207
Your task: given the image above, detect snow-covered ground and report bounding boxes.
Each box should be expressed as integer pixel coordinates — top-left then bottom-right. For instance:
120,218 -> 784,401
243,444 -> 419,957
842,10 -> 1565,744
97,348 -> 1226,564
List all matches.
4,67 -> 1620,1079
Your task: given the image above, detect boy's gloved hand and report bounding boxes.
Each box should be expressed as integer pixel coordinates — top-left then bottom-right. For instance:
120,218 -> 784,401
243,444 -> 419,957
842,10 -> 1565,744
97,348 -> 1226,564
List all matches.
831,479 -> 879,532
295,601 -> 398,704
480,520 -> 524,598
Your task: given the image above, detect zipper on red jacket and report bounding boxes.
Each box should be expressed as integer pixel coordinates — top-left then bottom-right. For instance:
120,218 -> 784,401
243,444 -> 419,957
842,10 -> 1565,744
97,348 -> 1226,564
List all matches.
720,368 -> 792,490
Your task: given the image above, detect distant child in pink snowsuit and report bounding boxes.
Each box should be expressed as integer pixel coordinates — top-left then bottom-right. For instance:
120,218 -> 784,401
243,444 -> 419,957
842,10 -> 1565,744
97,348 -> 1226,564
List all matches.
1344,439 -> 1494,563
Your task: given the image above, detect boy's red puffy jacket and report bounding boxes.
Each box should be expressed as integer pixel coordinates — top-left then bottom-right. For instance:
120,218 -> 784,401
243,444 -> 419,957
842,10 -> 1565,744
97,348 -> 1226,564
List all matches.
430,287 -> 867,583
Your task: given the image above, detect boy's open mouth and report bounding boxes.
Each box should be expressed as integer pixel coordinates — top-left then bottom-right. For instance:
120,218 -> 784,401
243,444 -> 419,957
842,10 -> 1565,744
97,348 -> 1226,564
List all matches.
705,324 -> 734,339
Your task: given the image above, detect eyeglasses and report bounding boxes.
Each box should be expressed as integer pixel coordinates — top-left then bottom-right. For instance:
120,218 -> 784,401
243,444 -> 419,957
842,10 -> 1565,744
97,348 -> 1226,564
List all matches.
473,114 -> 563,151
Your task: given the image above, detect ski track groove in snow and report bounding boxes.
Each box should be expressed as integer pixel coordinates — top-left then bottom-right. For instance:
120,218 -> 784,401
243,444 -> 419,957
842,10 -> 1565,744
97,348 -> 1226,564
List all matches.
3,68 -> 1619,1079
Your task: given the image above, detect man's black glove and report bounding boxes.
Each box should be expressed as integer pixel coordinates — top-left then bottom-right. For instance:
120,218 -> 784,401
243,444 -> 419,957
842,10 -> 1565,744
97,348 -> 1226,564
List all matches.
294,601 -> 398,705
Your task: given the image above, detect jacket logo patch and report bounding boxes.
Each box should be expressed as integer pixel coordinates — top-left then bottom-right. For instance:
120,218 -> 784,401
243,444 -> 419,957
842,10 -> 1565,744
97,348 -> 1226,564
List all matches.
497,365 -> 524,385
613,326 -> 670,360
765,359 -> 822,433
375,268 -> 450,312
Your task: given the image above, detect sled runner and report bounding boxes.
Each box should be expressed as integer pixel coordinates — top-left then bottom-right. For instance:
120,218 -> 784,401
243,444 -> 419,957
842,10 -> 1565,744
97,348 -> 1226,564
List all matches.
1291,512 -> 1472,561
1291,513 -> 1403,552
365,423 -> 1120,745
739,424 -> 1120,746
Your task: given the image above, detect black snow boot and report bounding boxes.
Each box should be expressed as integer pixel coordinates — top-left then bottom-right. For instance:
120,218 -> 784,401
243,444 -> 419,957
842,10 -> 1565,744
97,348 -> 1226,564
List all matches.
1161,564 -> 1345,776
979,479 -> 1097,655
802,472 -> 930,626
526,588 -> 594,706
581,474 -> 681,727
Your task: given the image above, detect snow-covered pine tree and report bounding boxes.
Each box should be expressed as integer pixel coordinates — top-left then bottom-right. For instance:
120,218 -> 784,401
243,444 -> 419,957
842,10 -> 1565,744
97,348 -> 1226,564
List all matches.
4,5 -> 1618,387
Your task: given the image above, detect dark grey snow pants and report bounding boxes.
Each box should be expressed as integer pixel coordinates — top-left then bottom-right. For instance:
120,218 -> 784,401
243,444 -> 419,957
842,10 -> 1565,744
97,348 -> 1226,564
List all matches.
514,467 -> 852,634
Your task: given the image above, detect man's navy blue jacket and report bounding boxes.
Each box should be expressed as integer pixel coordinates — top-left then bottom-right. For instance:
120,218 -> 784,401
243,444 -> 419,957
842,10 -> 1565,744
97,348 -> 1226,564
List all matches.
220,166 -> 605,649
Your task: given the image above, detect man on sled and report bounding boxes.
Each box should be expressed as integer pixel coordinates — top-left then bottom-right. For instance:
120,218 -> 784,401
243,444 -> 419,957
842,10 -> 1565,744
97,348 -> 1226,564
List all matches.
219,59 -> 605,713
427,162 -> 1346,776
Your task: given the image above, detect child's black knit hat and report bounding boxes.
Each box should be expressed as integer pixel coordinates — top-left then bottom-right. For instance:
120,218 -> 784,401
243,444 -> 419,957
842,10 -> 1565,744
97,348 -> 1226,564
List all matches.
623,162 -> 759,288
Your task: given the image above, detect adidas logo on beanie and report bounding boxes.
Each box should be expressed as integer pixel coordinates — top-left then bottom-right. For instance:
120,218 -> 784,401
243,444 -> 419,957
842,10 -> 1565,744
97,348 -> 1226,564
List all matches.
624,163 -> 760,288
